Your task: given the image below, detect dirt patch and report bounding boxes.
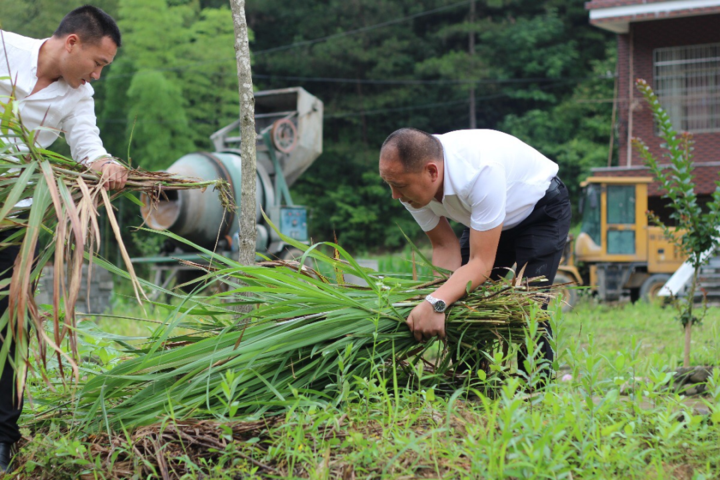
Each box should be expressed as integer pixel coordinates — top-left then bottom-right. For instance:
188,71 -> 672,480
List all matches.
17,418 -> 281,479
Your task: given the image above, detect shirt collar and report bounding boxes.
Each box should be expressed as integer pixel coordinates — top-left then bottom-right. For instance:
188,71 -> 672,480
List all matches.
434,135 -> 454,202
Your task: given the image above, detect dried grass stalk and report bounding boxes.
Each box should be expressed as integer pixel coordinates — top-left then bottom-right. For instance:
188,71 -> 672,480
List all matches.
0,93 -> 234,398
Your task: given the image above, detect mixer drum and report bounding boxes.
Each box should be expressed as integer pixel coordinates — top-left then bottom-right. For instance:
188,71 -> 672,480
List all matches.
141,151 -> 274,250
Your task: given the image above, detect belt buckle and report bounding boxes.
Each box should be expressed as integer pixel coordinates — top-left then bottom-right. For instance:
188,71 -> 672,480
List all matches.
547,177 -> 560,194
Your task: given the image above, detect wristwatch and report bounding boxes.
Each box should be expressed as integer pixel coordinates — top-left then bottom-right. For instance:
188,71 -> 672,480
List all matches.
425,294 -> 448,313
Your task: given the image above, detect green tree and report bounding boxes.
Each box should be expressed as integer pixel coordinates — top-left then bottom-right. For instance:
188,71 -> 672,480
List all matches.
246,0 -> 614,250
501,46 -> 617,207
0,0 -> 119,38
96,0 -> 241,170
176,7 -> 243,148
102,0 -> 194,169
91,0 -> 247,260
125,71 -> 194,164
4,0 -> 618,255
633,79 -> 720,368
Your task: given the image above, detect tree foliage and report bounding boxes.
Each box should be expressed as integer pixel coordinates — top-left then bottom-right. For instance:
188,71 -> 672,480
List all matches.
96,0 -> 240,171
0,0 -> 119,39
3,0 -> 615,253
247,0 -> 615,249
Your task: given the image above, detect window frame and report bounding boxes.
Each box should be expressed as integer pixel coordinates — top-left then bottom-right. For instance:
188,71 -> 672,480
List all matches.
653,42 -> 720,134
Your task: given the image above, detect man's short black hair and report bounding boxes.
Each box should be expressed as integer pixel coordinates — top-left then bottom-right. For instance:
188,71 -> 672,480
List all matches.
380,128 -> 443,173
54,5 -> 122,47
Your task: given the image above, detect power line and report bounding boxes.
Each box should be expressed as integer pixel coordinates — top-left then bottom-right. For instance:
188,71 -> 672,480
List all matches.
99,99 -> 471,124
99,81 -> 575,124
326,99 -> 470,119
99,0 -> 478,81
251,0 -> 477,55
325,81 -> 572,118
252,73 -> 611,86
99,64 -> 612,85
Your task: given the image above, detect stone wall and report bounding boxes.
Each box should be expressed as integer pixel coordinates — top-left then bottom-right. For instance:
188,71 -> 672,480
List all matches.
35,264 -> 114,315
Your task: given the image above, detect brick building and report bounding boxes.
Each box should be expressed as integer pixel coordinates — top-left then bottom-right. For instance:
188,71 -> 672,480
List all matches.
585,0 -> 720,203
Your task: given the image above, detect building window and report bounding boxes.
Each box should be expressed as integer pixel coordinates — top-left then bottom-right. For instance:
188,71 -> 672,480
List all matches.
654,43 -> 720,134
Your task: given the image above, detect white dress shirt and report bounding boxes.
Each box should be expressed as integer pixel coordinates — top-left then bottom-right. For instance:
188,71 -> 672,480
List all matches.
0,30 -> 110,165
404,130 -> 558,232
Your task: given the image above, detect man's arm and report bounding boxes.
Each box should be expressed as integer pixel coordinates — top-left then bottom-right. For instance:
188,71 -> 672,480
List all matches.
433,224 -> 501,303
63,95 -> 127,190
427,217 -> 462,272
406,224 -> 502,342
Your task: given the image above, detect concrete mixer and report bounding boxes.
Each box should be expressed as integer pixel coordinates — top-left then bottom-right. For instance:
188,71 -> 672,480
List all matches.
132,87 -> 323,293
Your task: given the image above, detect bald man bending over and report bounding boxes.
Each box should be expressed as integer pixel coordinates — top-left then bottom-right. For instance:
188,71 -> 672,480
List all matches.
379,128 -> 571,375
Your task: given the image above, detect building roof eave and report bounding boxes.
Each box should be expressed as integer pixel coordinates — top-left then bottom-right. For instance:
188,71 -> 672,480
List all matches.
587,0 -> 720,33
590,19 -> 629,33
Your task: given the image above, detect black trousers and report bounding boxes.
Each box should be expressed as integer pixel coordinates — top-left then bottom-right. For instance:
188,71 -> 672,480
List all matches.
0,230 -> 26,444
459,177 -> 572,368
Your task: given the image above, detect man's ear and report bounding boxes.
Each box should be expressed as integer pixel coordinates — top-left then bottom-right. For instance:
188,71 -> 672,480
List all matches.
65,34 -> 80,52
426,162 -> 439,180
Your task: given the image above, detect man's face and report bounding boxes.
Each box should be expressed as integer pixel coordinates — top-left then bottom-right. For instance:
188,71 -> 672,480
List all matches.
379,152 -> 439,209
62,34 -> 117,88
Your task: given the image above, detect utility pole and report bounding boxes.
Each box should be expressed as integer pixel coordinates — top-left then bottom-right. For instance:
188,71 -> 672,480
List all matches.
469,0 -> 476,129
229,0 -> 257,271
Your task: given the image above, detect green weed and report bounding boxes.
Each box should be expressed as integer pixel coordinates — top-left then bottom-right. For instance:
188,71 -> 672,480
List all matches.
12,301 -> 720,479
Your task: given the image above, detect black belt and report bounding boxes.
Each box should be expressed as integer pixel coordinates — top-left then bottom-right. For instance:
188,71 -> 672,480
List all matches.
535,176 -> 565,208
548,176 -> 563,193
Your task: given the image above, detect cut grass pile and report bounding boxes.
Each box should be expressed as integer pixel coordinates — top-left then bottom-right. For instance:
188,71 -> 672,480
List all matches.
1,96 -> 232,398
7,229 -> 720,479
13,256 -> 720,480
53,230 -> 556,430
14,299 -> 720,479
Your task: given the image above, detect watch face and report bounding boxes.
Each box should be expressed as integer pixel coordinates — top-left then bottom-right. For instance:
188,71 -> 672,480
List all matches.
434,300 -> 447,313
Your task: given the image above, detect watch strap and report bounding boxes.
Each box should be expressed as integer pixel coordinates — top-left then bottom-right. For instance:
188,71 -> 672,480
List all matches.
425,294 -> 447,313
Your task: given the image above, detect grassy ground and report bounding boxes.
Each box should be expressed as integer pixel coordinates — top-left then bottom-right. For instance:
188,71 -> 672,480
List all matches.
11,285 -> 720,479
562,298 -> 720,369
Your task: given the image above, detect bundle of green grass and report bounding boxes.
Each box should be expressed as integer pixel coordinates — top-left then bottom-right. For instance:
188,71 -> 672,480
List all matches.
74,232 -> 556,429
1,97 -> 232,397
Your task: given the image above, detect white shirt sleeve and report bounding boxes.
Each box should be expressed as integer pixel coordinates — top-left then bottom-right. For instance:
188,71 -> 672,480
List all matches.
61,95 -> 110,165
467,163 -> 507,231
403,201 -> 441,232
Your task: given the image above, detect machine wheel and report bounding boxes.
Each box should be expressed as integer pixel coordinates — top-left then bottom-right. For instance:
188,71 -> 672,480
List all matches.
271,118 -> 298,154
553,272 -> 578,312
639,274 -> 671,303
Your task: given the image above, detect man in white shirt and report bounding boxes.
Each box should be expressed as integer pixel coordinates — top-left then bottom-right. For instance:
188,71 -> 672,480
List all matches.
379,128 -> 571,375
0,6 -> 127,472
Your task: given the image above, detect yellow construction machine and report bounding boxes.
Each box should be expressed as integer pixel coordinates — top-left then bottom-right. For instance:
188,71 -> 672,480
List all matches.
555,176 -> 685,309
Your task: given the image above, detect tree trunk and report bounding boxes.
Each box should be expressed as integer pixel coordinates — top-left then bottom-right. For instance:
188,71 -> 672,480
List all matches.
682,265 -> 700,368
229,0 -> 257,268
684,321 -> 692,368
